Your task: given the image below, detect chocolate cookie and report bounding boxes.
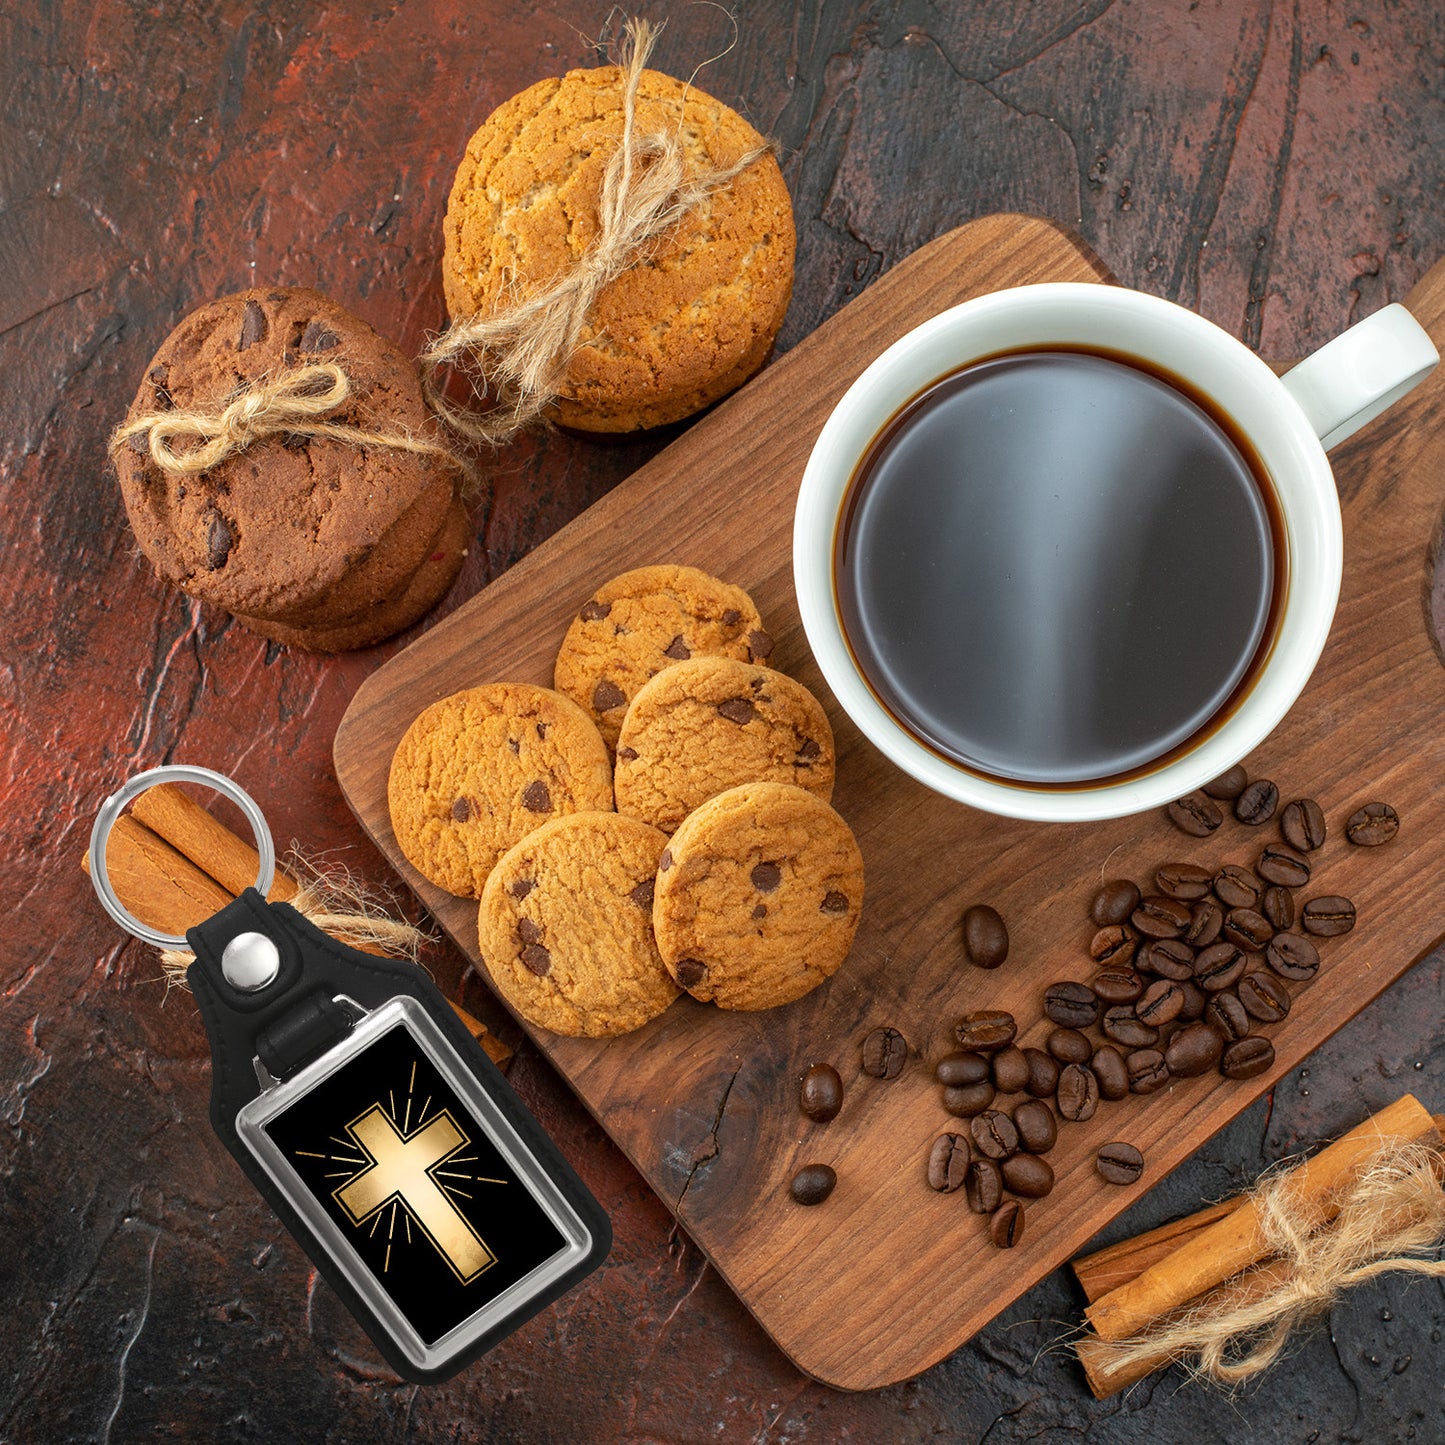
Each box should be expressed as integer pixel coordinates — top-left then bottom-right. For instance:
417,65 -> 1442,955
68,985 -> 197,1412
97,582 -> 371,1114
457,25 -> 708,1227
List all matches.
554,565 -> 770,749
652,782 -> 864,1010
614,657 -> 835,831
236,499 -> 469,652
114,286 -> 456,626
388,683 -> 613,897
478,812 -> 678,1037
442,65 -> 794,432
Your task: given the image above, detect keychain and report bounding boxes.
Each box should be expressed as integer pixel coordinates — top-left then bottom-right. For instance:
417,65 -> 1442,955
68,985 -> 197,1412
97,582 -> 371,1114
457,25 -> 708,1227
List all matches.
89,765 -> 610,1383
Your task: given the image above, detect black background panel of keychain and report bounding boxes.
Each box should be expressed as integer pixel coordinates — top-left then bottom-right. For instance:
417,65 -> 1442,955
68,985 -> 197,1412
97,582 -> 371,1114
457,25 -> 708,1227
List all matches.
266,1024 -> 568,1346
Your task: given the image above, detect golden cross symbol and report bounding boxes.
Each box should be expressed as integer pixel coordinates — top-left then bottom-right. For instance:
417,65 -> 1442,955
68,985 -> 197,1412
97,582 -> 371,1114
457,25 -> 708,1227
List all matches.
334,1106 -> 496,1283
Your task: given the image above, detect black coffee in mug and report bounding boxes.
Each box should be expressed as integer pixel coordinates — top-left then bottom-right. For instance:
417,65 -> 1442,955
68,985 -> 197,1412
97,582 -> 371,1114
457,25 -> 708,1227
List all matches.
834,348 -> 1286,785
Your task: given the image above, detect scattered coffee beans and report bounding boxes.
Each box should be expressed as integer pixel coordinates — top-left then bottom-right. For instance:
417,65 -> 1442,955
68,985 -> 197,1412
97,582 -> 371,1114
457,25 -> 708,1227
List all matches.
1194,941 -> 1247,992
1103,1005 -> 1159,1048
1213,864 -> 1262,910
1346,802 -> 1398,847
1047,1027 -> 1092,1064
969,1109 -> 1019,1160
1185,897 -> 1225,947
926,1133 -> 970,1192
790,1164 -> 837,1205
1203,764 -> 1249,800
799,1063 -> 844,1122
1177,979 -> 1208,1021
1136,979 -> 1184,1026
955,1010 -> 1017,1052
965,1158 -> 1003,1214
1092,967 -> 1144,1005
1127,1048 -> 1169,1094
1056,1063 -> 1100,1121
1265,931 -> 1320,981
1234,778 -> 1279,825
962,903 -> 1009,969
1301,895 -> 1356,937
862,1026 -> 908,1079
942,1082 -> 995,1118
1155,862 -> 1213,900
991,1045 -> 1030,1095
1238,971 -> 1291,1023
1257,842 -> 1310,888
1023,1048 -> 1060,1099
936,1051 -> 990,1086
1138,939 -> 1196,980
1044,980 -> 1100,1028
1091,1045 -> 1130,1100
990,1199 -> 1025,1248
1002,1153 -> 1055,1199
1221,1034 -> 1275,1079
1168,791 -> 1222,836
1133,895 -> 1192,938
1012,1099 -> 1058,1153
1090,925 -> 1138,966
1222,908 -> 1273,952
1261,884 -> 1296,930
1205,991 -> 1250,1042
1091,878 -> 1141,926
1280,797 -> 1326,851
1165,1021 -> 1223,1076
1096,1142 -> 1145,1185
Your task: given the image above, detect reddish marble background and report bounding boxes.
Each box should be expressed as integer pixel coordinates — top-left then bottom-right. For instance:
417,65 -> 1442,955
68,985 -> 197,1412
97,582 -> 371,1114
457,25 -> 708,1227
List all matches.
1,2 -> 1443,1440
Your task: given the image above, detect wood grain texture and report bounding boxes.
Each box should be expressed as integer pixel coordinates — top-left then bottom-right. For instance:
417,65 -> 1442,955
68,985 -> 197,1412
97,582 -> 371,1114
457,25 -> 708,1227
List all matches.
336,216 -> 1445,1388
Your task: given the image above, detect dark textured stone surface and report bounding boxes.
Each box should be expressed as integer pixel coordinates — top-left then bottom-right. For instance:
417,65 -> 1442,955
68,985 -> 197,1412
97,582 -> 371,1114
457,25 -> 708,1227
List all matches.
2,3 -> 1444,1439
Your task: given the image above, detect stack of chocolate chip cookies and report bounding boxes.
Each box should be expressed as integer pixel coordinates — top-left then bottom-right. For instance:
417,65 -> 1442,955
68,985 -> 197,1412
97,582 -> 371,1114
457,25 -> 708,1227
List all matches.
113,286 -> 466,651
388,564 -> 864,1037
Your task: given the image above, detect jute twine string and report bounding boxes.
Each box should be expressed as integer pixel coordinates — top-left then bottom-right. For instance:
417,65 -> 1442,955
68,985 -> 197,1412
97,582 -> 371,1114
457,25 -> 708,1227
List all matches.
157,852 -> 433,984
109,362 -> 465,477
421,16 -> 777,446
1091,1137 -> 1445,1385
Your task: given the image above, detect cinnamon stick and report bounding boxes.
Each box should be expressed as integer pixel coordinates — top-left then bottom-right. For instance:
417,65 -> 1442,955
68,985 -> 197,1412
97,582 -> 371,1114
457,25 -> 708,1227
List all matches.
1084,1094 -> 1441,1343
1072,1197 -> 1244,1304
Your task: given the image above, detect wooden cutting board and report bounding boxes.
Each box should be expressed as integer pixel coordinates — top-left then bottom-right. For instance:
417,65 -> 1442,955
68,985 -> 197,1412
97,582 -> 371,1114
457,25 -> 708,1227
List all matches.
334,214 -> 1445,1390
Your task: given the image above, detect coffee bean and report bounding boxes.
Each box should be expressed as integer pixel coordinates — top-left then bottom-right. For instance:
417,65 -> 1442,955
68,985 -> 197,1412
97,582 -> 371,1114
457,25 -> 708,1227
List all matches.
969,1109 -> 1019,1160
1281,798 -> 1327,851
965,1158 -> 1003,1214
799,1063 -> 843,1121
1302,895 -> 1356,937
936,1051 -> 991,1086
1127,1048 -> 1170,1094
1177,979 -> 1208,1021
1266,931 -> 1321,981
990,1199 -> 1025,1248
1262,884 -> 1297,930
1346,801 -> 1399,847
1166,1021 -> 1224,1077
1168,791 -> 1223,836
1185,897 -> 1225,947
962,903 -> 1009,969
1221,1034 -> 1276,1079
1023,1048 -> 1060,1099
1044,981 -> 1100,1028
1138,938 -> 1196,981
1223,907 -> 1273,952
1012,1099 -> 1058,1153
1136,979 -> 1184,1026
1090,925 -> 1138,967
1047,1027 -> 1092,1064
1156,862 -> 1213,901
1103,1005 -> 1159,1049
1091,1045 -> 1130,1101
1205,991 -> 1251,1042
1091,878 -> 1141,926
991,1045 -> 1030,1095
1096,1142 -> 1146,1185
943,1082 -> 996,1117
1194,941 -> 1247,992
1092,967 -> 1145,1005
1056,1063 -> 1100,1121
1002,1153 -> 1055,1199
955,1010 -> 1017,1052
927,1133 -> 970,1192
1238,971 -> 1291,1023
790,1164 -> 836,1205
861,1026 -> 908,1079
1258,842 -> 1311,888
1132,895 -> 1192,938
1213,865 -> 1263,910
1235,778 -> 1279,824
1203,764 -> 1249,800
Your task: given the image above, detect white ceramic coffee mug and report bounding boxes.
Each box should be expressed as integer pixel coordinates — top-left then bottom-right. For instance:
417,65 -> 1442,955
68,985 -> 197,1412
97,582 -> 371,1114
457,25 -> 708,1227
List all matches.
793,284 -> 1438,821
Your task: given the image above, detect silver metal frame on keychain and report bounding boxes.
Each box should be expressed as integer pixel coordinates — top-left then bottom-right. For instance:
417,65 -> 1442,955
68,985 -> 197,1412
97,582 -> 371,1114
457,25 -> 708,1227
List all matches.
88,764 -> 276,948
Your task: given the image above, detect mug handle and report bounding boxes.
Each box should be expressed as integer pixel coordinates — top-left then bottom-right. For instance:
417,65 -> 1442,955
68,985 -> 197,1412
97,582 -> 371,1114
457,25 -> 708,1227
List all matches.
1280,303 -> 1438,451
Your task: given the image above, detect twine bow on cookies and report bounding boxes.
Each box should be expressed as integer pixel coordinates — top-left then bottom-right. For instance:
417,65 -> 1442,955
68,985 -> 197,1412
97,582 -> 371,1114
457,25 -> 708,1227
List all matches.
421,17 -> 777,446
110,361 -> 464,476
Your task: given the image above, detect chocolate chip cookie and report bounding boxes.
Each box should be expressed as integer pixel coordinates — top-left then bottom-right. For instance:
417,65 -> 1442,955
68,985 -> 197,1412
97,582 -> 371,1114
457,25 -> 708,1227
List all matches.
554,565 -> 771,749
478,812 -> 678,1036
652,782 -> 864,1010
388,683 -> 613,897
614,657 -> 835,831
